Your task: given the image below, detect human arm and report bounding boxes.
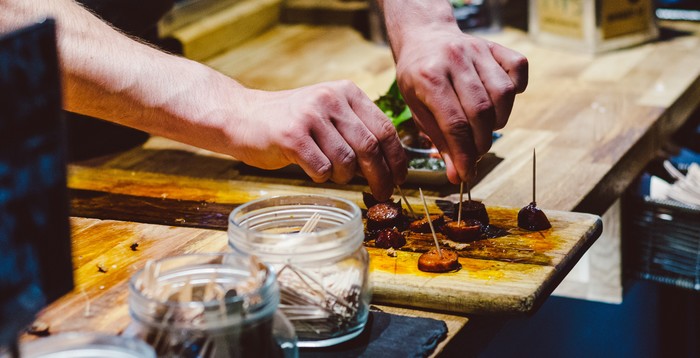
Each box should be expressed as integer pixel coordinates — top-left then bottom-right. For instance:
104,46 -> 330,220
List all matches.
0,0 -> 406,200
376,0 -> 528,183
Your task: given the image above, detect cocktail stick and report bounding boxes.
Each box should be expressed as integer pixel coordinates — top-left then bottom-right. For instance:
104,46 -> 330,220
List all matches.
396,185 -> 416,217
419,188 -> 442,258
457,182 -> 463,224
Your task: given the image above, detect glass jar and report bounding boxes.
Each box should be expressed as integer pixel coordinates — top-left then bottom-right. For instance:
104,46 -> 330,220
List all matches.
124,253 -> 297,358
19,333 -> 155,358
228,195 -> 370,348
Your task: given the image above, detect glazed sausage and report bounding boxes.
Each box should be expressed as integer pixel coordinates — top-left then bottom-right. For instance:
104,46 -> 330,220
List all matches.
452,200 -> 489,225
417,248 -> 461,273
374,227 -> 406,249
409,214 -> 445,233
517,202 -> 551,231
366,201 -> 404,230
442,219 -> 482,242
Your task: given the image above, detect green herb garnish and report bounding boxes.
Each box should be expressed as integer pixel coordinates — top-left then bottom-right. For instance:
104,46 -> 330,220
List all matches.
374,80 -> 413,128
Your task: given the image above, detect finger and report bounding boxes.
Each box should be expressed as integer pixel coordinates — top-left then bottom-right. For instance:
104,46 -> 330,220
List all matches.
288,133 -> 333,183
449,61 -> 497,156
347,90 -> 408,184
488,42 -> 529,93
311,119 -> 357,185
332,100 -> 396,201
457,49 -> 515,131
406,63 -> 485,179
405,97 -> 473,184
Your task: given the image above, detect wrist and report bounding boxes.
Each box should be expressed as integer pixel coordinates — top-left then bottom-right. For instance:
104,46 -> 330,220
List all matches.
379,0 -> 458,56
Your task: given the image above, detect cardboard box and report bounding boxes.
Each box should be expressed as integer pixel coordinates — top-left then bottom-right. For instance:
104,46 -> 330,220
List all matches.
529,0 -> 658,53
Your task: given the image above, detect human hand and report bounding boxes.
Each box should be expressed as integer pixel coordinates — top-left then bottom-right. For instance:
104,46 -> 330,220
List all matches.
393,24 -> 528,183
233,80 -> 407,201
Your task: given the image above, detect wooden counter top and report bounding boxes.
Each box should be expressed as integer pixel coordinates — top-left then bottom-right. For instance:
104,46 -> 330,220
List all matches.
26,18 -> 700,357
202,21 -> 700,215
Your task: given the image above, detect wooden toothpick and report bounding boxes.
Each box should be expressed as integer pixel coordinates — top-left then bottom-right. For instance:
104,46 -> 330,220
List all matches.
457,182 -> 463,224
396,185 -> 416,217
533,148 -> 536,204
419,188 -> 442,258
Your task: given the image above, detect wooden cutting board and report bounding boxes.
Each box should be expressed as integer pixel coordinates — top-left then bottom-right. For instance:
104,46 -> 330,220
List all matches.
66,165 -> 602,315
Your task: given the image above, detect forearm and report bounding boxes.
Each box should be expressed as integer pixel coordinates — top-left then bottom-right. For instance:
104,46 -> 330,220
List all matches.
375,0 -> 458,58
0,0 -> 247,156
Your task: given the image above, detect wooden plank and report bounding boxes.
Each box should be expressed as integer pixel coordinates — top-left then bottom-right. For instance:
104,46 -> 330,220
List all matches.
368,206 -> 601,314
199,22 -> 700,214
70,21 -> 700,306
67,165 -> 602,315
167,0 -> 282,61
281,0 -> 371,36
25,217 -> 466,358
205,24 -> 396,98
28,218 -> 229,336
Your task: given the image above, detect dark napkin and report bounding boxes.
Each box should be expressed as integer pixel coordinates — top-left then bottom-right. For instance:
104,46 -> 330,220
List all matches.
300,309 -> 448,358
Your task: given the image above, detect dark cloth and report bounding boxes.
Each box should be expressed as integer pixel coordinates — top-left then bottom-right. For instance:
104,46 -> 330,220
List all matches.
300,310 -> 448,358
66,0 -> 175,161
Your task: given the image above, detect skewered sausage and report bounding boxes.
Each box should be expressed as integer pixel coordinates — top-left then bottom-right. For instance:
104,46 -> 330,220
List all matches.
517,202 -> 551,231
366,201 -> 405,230
409,214 -> 445,233
452,200 -> 489,225
417,248 -> 461,273
442,219 -> 482,242
362,191 -> 381,209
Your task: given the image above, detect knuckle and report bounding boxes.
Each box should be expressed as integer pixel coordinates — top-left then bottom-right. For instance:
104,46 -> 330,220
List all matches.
471,99 -> 495,119
445,41 -> 468,63
338,147 -> 357,167
312,87 -> 345,116
312,162 -> 332,182
417,64 -> 446,88
357,134 -> 381,157
444,117 -> 473,139
283,119 -> 309,140
313,85 -> 338,105
377,119 -> 398,142
335,79 -> 357,92
512,53 -> 529,71
500,81 -> 517,98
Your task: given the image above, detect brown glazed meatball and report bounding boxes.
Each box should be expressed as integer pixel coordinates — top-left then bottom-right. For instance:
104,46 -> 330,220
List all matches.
517,202 -> 551,231
374,227 -> 406,249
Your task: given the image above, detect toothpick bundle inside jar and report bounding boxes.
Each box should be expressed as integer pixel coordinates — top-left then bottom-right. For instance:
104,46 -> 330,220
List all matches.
124,253 -> 297,357
228,195 -> 370,348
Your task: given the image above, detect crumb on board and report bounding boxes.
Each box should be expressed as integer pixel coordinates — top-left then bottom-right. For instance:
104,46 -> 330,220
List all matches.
386,247 -> 397,257
130,242 -> 139,251
97,263 -> 108,273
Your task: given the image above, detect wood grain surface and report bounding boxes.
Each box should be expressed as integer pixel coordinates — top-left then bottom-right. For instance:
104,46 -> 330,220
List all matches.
203,21 -> 700,216
27,217 -> 469,350
66,165 -> 601,315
